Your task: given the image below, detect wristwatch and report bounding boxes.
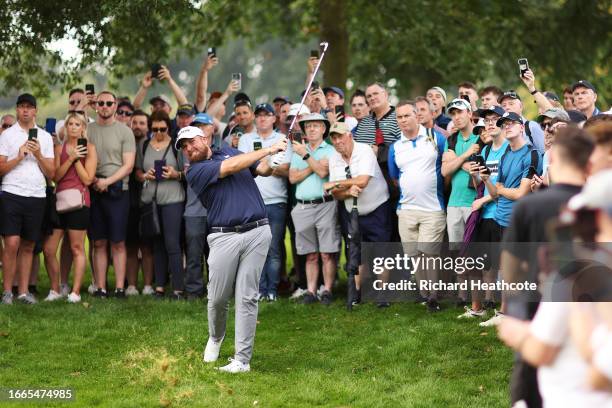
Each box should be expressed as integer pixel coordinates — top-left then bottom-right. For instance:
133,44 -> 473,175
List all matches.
530,89 -> 539,95
302,153 -> 311,161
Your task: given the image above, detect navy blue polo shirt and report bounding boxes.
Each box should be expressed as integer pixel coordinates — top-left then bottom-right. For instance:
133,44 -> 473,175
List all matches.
186,146 -> 267,228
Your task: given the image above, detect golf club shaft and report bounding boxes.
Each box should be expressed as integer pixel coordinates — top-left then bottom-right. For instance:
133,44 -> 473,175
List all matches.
287,41 -> 329,136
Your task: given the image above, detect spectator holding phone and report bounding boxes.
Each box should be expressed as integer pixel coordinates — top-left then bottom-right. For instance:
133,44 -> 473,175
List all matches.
0,94 -> 55,305
466,106 -> 507,323
289,113 -> 339,305
482,112 -> 542,230
44,113 -> 97,303
135,111 -> 186,299
88,91 -> 136,298
238,103 -> 292,301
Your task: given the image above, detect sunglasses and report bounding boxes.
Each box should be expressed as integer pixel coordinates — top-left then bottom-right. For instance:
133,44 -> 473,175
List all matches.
97,101 -> 115,107
1,123 -> 11,129
345,165 -> 352,179
68,110 -> 85,115
69,99 -> 81,106
151,127 -> 168,133
540,122 -> 553,131
117,110 -> 133,117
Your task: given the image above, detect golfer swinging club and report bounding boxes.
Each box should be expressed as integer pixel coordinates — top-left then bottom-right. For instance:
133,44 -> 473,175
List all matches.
176,125 -> 288,373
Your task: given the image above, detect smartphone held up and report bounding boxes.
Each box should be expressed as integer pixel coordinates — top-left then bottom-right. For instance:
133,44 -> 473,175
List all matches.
518,58 -> 529,77
232,73 -> 242,90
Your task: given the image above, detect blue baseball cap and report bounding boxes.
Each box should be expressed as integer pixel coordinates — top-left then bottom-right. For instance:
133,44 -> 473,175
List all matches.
323,86 -> 344,99
254,103 -> 274,115
478,105 -> 505,118
190,113 -> 214,126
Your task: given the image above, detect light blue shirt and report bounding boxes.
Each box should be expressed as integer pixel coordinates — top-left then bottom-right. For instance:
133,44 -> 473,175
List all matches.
481,141 -> 509,220
238,130 -> 292,205
290,141 -> 335,200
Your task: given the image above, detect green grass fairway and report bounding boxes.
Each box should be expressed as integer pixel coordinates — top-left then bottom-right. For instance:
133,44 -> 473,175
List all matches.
0,294 -> 511,407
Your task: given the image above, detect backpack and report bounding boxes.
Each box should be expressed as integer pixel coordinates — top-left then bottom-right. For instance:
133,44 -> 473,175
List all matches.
498,144 -> 539,182
524,120 -> 535,146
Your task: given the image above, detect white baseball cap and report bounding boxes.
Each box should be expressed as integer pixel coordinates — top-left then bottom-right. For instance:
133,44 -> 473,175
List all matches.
175,126 -> 204,150
288,103 -> 310,117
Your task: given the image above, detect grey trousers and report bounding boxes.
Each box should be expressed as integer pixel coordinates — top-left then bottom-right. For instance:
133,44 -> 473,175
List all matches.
207,225 -> 272,364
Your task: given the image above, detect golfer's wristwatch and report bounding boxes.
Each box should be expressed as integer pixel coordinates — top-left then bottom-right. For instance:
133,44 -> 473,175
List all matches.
302,153 -> 311,160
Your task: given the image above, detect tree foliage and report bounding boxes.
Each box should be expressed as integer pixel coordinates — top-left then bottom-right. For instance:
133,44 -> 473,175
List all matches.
0,0 -> 610,104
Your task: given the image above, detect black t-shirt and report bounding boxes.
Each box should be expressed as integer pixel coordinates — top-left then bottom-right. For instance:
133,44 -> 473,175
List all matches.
503,183 -> 582,320
504,184 -> 582,248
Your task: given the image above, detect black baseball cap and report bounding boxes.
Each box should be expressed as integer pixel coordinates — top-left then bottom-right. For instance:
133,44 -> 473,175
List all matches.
567,110 -> 588,123
571,80 -> 597,93
177,103 -> 196,116
478,105 -> 505,118
16,93 -> 37,108
117,100 -> 134,111
234,92 -> 251,104
496,111 -> 524,128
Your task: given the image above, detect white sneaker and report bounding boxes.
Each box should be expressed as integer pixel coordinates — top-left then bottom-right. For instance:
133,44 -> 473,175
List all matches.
290,288 -> 307,299
216,358 -> 250,373
125,286 -> 139,296
480,310 -> 505,327
87,284 -> 97,295
267,293 -> 277,302
60,283 -> 70,297
17,292 -> 38,304
44,290 -> 63,302
457,306 -> 487,319
67,293 -> 81,303
203,336 -> 224,363
142,285 -> 155,296
2,291 -> 13,305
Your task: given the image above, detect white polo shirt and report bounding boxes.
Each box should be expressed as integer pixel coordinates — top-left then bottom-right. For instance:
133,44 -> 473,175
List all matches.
388,125 -> 446,212
0,123 -> 54,198
238,130 -> 292,205
329,141 -> 389,216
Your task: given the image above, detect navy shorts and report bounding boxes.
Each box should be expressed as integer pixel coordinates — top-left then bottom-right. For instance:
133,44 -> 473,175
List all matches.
125,205 -> 141,245
340,200 -> 393,243
0,192 -> 46,242
89,189 -> 130,243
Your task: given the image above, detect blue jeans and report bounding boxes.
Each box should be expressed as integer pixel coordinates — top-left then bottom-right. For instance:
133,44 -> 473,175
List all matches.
259,203 -> 286,296
184,215 -> 208,296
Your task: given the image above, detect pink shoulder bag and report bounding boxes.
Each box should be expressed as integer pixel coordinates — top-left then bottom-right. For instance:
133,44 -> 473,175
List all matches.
56,188 -> 85,213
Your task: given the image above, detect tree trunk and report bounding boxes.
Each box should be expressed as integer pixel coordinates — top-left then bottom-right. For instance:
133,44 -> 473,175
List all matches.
318,0 -> 348,91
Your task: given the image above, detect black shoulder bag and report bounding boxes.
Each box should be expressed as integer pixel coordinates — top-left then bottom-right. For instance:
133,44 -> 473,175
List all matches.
139,143 -> 171,239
